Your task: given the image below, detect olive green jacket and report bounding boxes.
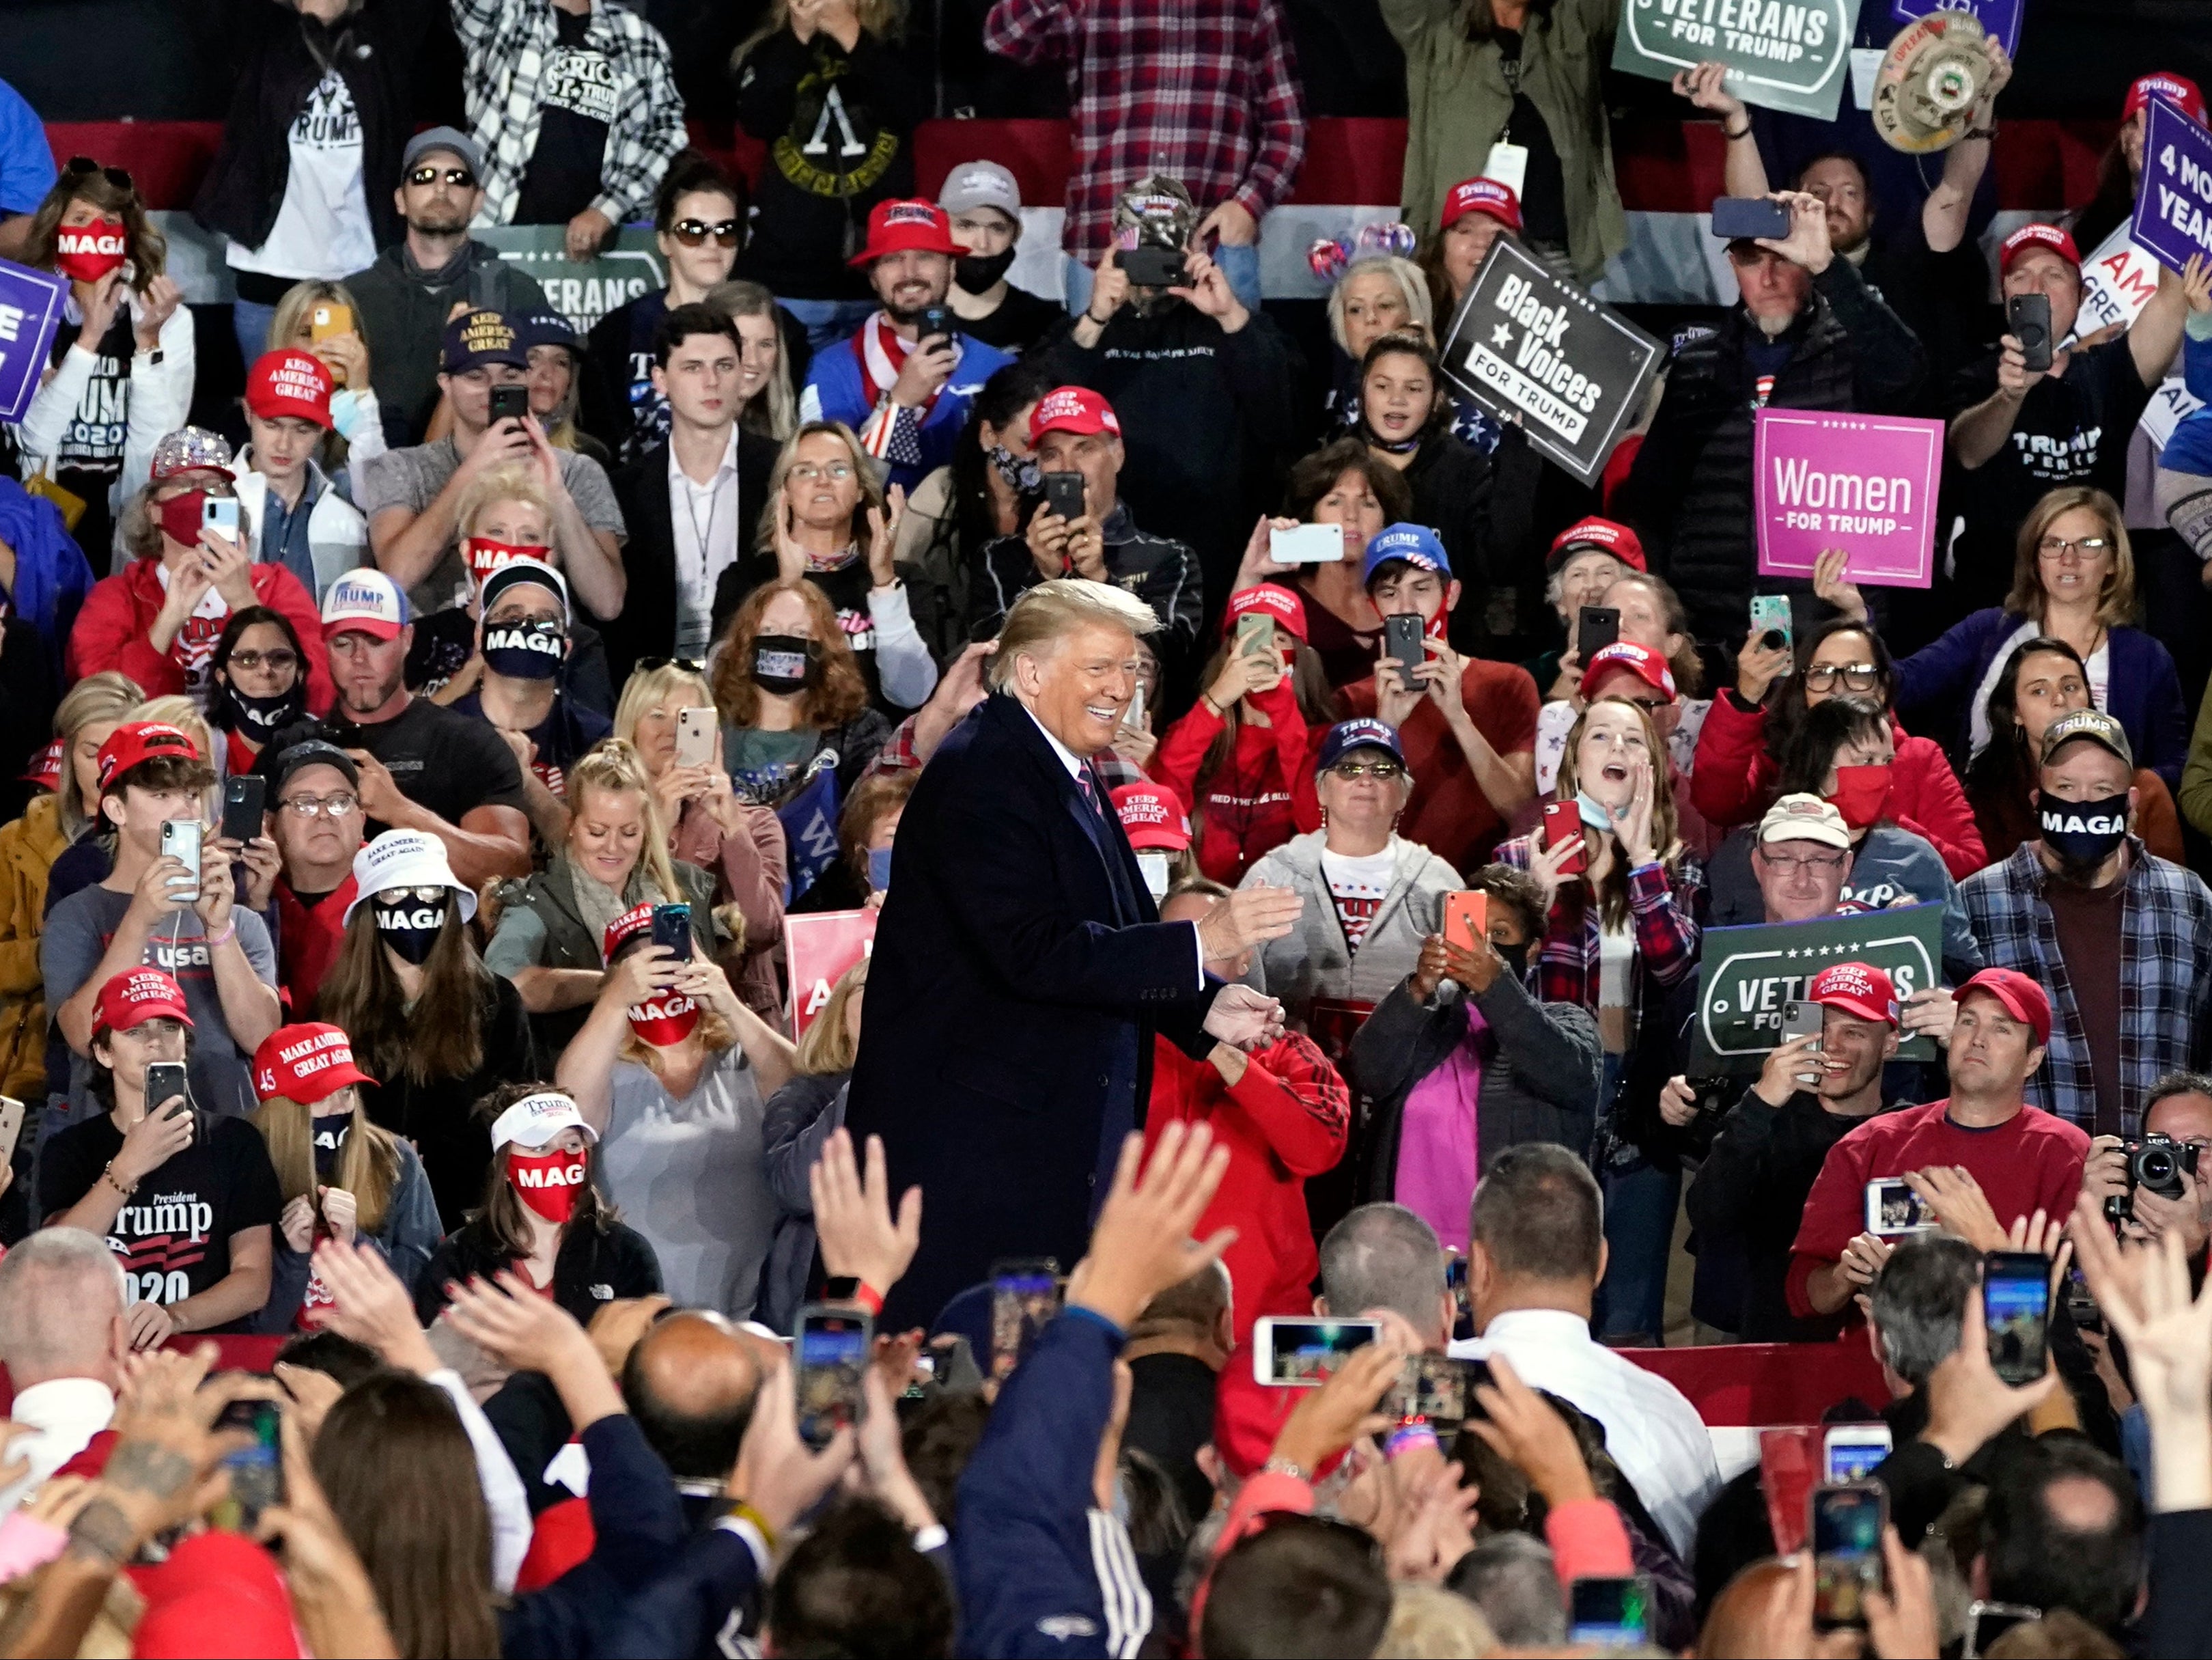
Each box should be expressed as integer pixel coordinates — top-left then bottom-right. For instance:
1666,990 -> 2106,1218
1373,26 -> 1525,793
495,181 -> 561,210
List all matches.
1382,0 -> 1627,283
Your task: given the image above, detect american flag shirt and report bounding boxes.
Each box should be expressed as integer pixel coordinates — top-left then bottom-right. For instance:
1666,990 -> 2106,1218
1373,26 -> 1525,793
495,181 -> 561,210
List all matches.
982,0 -> 1308,262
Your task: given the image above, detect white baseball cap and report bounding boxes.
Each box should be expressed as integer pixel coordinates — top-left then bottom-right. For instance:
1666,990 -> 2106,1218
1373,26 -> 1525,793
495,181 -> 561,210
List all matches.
321,568 -> 411,642
1757,792 -> 1851,851
490,1090 -> 600,1152
940,160 -> 1022,221
342,829 -> 479,924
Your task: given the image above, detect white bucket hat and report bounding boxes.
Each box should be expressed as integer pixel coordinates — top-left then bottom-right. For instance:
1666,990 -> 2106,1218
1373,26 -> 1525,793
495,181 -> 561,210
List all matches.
341,829 -> 479,925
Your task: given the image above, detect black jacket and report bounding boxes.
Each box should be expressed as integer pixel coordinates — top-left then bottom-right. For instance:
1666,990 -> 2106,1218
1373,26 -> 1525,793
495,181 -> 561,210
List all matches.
417,1215 -> 664,1331
605,432 -> 779,686
193,0 -> 435,258
975,503 -> 1205,691
342,241 -> 552,443
1617,259 -> 1927,652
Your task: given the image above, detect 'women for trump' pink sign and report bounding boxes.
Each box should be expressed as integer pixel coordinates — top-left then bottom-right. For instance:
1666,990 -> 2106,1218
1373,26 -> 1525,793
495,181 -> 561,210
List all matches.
1753,409 -> 1944,588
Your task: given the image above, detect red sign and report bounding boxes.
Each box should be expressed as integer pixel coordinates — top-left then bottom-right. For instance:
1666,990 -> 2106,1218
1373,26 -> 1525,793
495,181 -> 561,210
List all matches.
787,909 -> 878,1036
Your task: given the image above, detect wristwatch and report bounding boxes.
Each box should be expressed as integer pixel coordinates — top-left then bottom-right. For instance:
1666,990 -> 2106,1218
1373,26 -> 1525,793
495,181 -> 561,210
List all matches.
824,1275 -> 863,1302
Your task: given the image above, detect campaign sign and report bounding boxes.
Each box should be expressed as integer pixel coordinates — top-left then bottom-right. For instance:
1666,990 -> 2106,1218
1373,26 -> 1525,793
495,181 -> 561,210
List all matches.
1612,0 -> 1861,120
2132,99 -> 2212,277
1887,0 -> 2020,55
1691,903 -> 1946,1073
787,909 -> 877,1036
474,225 -> 668,336
0,259 -> 67,425
2073,223 -> 2163,340
1439,240 -> 1663,486
1753,409 -> 1942,587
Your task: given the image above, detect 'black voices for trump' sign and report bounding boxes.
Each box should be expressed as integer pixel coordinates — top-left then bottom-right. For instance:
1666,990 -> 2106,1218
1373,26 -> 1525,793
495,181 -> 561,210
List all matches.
1691,903 -> 1946,1073
1439,240 -> 1664,487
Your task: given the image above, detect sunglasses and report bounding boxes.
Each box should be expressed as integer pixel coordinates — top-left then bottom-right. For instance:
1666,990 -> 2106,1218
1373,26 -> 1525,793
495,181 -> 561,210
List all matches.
671,218 -> 742,248
225,648 -> 299,673
64,155 -> 134,192
407,165 -> 477,189
635,656 -> 705,674
1327,760 -> 1405,781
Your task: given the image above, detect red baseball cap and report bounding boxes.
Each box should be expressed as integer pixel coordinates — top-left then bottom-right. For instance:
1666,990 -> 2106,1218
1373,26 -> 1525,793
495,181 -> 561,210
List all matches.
849,198 -> 963,266
1958,967 -> 2052,1049
1440,176 -> 1523,234
1580,640 -> 1675,702
95,721 -> 201,792
1547,516 -> 1647,575
93,968 -> 193,1038
2124,72 -> 2207,126
1028,384 -> 1121,441
253,1022 -> 377,1103
245,348 -> 334,430
129,1531 -> 302,1659
20,736 -> 62,791
604,902 -> 656,962
1111,783 -> 1190,851
1224,582 -> 1308,644
1806,961 -> 1900,1027
2000,222 -> 2081,277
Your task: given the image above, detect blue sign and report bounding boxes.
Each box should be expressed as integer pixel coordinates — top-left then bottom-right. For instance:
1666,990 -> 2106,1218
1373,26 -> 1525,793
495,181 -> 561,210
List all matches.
0,260 -> 66,425
776,760 -> 843,903
2131,99 -> 2212,277
1888,0 -> 2021,56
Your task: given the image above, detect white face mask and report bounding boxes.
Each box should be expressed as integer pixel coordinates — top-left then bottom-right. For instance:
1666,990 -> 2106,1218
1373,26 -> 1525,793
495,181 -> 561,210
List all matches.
1136,852 -> 1170,899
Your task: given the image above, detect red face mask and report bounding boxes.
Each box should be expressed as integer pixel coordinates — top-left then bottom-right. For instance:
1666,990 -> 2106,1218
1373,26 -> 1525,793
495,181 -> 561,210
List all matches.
1827,763 -> 1893,830
628,991 -> 699,1047
55,217 -> 126,284
507,1147 -> 590,1223
156,490 -> 210,549
467,537 -> 552,587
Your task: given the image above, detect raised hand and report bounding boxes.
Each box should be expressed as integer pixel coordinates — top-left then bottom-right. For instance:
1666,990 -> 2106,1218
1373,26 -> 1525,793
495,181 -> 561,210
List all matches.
1194,883 -> 1303,960
1066,1122 -> 1235,1329
809,1127 -> 922,1296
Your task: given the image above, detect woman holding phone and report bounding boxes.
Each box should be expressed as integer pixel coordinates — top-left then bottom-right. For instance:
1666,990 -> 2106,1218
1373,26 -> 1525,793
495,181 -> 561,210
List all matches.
1495,696 -> 1705,1343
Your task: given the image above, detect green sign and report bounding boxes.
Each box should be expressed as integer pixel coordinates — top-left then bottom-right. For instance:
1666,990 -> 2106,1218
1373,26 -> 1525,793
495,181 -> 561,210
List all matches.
473,225 -> 668,337
1612,0 -> 1862,122
1691,902 -> 1945,1073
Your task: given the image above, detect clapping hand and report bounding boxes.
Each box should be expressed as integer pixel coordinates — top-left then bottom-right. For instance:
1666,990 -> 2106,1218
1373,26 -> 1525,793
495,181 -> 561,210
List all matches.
1202,984 -> 1287,1051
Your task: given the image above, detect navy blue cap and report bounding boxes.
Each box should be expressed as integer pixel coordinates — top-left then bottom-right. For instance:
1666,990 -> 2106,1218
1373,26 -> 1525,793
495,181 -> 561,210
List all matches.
1360,523 -> 1453,587
1316,717 -> 1406,773
441,309 -> 525,374
515,309 -> 580,356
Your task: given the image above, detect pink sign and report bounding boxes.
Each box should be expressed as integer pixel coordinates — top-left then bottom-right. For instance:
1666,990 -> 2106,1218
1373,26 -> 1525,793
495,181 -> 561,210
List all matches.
1752,409 -> 1944,589
787,909 -> 877,1036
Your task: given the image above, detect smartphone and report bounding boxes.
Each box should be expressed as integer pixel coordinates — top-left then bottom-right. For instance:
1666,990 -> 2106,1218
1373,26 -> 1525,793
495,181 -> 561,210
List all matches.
161,817 -> 203,902
1780,998 -> 1823,1085
1441,889 -> 1488,954
1445,1253 -> 1472,1340
1983,1251 -> 2052,1387
1235,610 -> 1276,663
1963,1601 -> 2041,1659
1121,245 -> 1187,288
1270,523 -> 1343,563
1041,471 -> 1087,525
309,302 -> 352,342
2008,292 -> 2054,373
212,1398 -> 285,1532
1568,1577 -> 1652,1646
1384,611 -> 1427,682
201,496 -> 240,538
918,305 -> 953,345
1823,1424 -> 1894,1484
1576,605 -> 1620,661
794,1304 -> 872,1451
1121,680 -> 1147,734
1712,195 -> 1794,241
1252,1316 -> 1380,1386
675,707 -> 716,769
1749,594 -> 1793,658
1135,850 -> 1171,899
1541,799 -> 1588,876
0,1096 -> 23,1172
1386,1353 -> 1487,1428
990,1258 -> 1061,1382
650,902 -> 693,963
221,773 -> 266,845
145,1062 -> 190,1120
488,384 -> 530,426
1865,1178 -> 1929,1237
1810,1482 -> 1887,1629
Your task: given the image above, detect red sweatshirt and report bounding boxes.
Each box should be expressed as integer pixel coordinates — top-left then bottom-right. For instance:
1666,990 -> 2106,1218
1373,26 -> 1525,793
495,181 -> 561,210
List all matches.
1153,682 -> 1318,884
1785,1099 -> 2088,1319
1690,697 -> 1985,879
1143,1030 -> 1349,1342
65,557 -> 335,715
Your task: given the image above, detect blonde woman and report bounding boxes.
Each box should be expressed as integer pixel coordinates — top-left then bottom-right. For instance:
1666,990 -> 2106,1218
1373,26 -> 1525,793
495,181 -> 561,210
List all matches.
484,741 -> 725,1062
758,958 -> 867,1331
557,901 -> 799,1317
1321,255 -> 1433,436
265,277 -> 386,467
613,662 -> 787,1023
706,278 -> 800,441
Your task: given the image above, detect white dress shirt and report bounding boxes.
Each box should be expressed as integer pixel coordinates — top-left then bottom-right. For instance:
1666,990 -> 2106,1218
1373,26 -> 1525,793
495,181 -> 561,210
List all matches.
667,427 -> 743,661
1449,1308 -> 1720,1558
0,1378 -> 115,1513
426,1368 -> 531,1594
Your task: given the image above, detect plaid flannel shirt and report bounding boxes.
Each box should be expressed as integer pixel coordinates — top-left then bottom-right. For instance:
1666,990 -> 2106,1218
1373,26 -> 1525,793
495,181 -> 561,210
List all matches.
981,0 -> 1307,262
1496,834 -> 1705,1046
450,0 -> 688,227
1960,841 -> 2212,1135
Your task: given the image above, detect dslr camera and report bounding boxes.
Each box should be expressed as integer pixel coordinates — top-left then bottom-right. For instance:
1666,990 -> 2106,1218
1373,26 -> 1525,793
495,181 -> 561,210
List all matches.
2103,1131 -> 2202,1223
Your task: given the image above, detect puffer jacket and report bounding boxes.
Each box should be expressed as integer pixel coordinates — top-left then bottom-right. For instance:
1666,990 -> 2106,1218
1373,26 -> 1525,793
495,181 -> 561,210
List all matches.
1237,831 -> 1461,1019
0,795 -> 68,1098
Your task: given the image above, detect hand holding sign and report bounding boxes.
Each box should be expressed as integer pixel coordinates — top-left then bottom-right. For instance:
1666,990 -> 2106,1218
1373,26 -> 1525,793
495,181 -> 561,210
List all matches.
1754,411 -> 1944,588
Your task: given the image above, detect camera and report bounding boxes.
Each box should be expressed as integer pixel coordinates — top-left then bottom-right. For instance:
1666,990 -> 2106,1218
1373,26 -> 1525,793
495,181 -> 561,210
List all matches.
2103,1131 -> 2202,1223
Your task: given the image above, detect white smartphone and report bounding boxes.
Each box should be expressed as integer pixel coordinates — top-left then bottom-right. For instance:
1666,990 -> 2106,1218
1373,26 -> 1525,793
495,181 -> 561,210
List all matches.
1122,680 -> 1147,734
1864,1177 -> 1929,1237
0,1096 -> 25,1172
1271,523 -> 1344,563
1252,1316 -> 1380,1386
675,706 -> 716,769
160,818 -> 203,903
1823,1423 -> 1892,1484
202,497 -> 240,538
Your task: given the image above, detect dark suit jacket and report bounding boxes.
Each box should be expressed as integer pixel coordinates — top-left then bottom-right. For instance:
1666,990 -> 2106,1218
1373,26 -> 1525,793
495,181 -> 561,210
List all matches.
844,692 -> 1222,1327
604,432 -> 779,684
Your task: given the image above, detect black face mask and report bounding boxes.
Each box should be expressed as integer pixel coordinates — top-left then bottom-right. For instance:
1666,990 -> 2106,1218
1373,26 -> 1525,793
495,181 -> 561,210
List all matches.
953,247 -> 1018,295
374,895 -> 450,964
2039,790 -> 2130,870
312,1118 -> 351,1177
217,678 -> 307,735
482,618 -> 565,682
752,635 -> 819,697
1494,940 -> 1530,982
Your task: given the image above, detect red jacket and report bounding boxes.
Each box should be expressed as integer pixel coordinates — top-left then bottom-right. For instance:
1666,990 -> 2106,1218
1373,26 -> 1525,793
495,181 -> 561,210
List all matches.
1690,695 -> 1986,879
274,874 -> 357,1016
1152,682 -> 1321,884
65,557 -> 335,715
1143,1030 -> 1349,1343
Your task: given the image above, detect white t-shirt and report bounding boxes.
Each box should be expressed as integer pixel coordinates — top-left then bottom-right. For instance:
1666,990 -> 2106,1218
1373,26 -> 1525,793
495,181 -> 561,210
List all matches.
1319,844 -> 1397,955
227,70 -> 377,281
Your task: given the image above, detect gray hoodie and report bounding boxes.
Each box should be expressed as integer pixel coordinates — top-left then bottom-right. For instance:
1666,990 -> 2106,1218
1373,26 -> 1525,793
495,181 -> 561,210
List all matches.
1238,831 -> 1463,1016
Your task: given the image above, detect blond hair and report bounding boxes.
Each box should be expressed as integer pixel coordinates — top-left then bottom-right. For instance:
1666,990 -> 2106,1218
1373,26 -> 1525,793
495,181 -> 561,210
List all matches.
987,579 -> 1160,692
1326,256 -> 1435,356
2008,484 -> 2137,628
566,741 -> 688,913
705,279 -> 798,441
454,463 -> 555,545
613,661 -> 717,749
129,695 -> 218,785
757,421 -> 889,560
54,672 -> 144,837
794,959 -> 868,1075
1373,1584 -> 1497,1659
252,1088 -> 402,1237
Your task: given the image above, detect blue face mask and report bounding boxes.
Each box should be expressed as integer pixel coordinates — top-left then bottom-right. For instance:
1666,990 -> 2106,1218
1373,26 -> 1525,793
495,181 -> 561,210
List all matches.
867,847 -> 894,892
1576,790 -> 1614,832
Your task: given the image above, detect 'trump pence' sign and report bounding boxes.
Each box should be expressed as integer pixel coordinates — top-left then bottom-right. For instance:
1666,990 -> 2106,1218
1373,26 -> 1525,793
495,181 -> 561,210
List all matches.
1440,240 -> 1664,486
0,258 -> 66,425
1753,409 -> 1943,587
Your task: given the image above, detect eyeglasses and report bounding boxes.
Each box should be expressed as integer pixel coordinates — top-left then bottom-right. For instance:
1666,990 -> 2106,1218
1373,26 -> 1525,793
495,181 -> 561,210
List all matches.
1619,695 -> 1670,714
64,156 -> 133,192
671,218 -> 741,248
226,648 -> 298,673
1756,850 -> 1847,876
1804,662 -> 1880,692
407,165 -> 476,189
2038,535 -> 2112,562
1327,760 -> 1405,781
280,792 -> 359,818
788,462 -> 856,483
